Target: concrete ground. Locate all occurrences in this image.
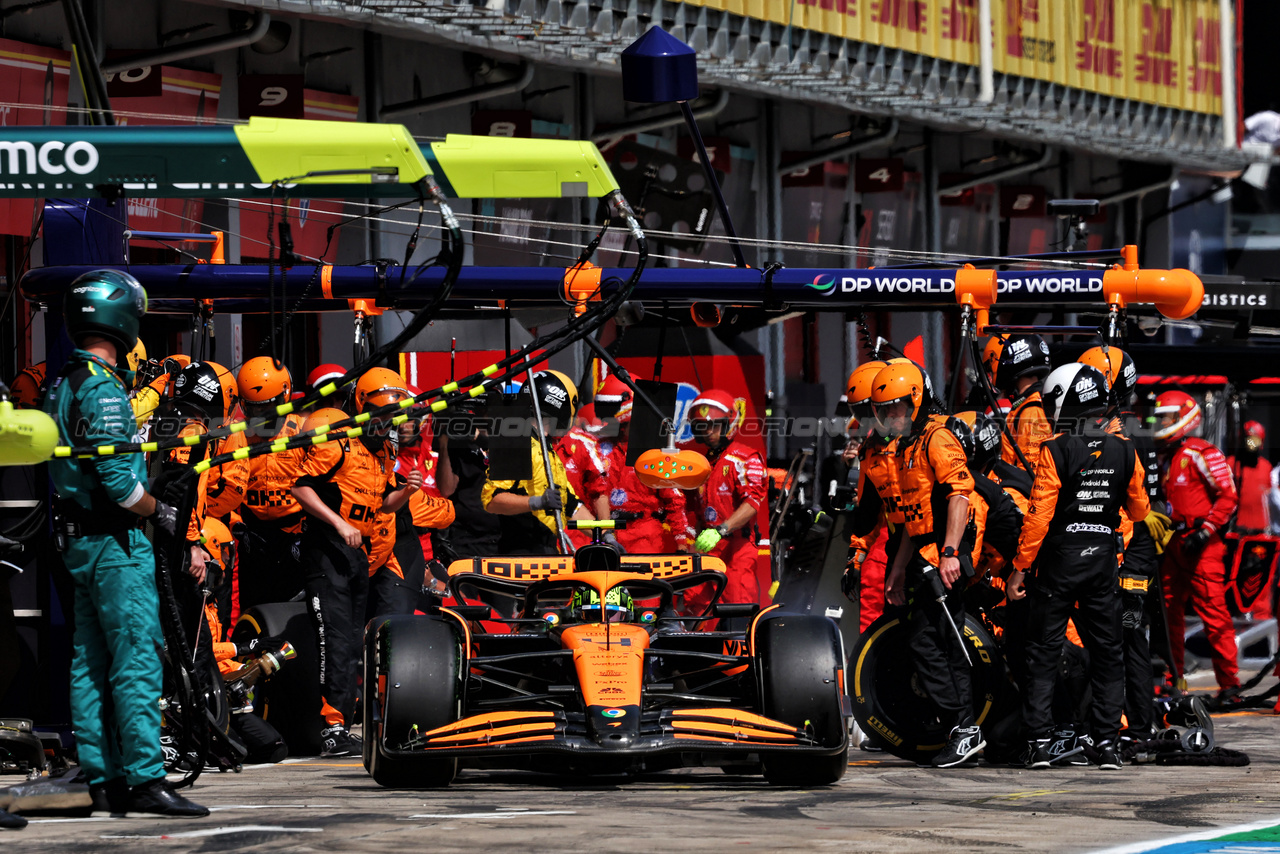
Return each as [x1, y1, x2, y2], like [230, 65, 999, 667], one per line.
[10, 690, 1280, 854]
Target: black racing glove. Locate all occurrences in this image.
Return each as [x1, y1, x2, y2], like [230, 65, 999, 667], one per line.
[1121, 594, 1146, 629]
[840, 567, 860, 604]
[602, 532, 627, 555]
[150, 500, 178, 536]
[1184, 527, 1212, 554]
[235, 636, 285, 659]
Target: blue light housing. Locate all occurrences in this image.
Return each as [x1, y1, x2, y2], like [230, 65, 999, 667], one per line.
[620, 27, 699, 104]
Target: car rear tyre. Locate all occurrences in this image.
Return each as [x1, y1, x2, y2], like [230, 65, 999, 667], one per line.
[755, 615, 849, 786]
[366, 615, 462, 788]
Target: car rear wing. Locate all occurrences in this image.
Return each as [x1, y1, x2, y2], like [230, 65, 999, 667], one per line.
[446, 553, 727, 583]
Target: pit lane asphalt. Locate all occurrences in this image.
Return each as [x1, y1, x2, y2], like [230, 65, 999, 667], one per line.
[16, 701, 1280, 854]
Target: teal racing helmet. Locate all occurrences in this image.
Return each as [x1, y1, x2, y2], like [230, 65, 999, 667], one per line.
[63, 269, 147, 355]
[570, 586, 635, 623]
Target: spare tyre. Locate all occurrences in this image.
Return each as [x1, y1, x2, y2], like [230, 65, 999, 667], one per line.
[849, 611, 1014, 764]
[232, 602, 322, 756]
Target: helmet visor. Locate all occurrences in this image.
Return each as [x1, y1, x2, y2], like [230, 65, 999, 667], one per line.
[580, 604, 630, 623]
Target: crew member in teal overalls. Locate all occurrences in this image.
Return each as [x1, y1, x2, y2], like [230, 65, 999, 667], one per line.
[44, 269, 208, 818]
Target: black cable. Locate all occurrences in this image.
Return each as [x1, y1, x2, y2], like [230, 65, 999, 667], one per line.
[60, 189, 641, 463]
[189, 194, 650, 477]
[654, 301, 667, 383]
[946, 321, 968, 412]
[266, 184, 278, 366]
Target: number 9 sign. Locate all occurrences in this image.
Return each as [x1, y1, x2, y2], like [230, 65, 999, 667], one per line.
[237, 74, 305, 119]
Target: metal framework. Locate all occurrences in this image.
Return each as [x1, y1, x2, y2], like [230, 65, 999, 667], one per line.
[211, 0, 1256, 173]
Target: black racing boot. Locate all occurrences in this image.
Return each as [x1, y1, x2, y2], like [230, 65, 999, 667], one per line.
[931, 725, 985, 768]
[1046, 725, 1086, 766]
[127, 779, 210, 818]
[1095, 740, 1123, 770]
[1027, 738, 1053, 769]
[321, 725, 354, 758]
[90, 777, 130, 817]
[1063, 731, 1091, 766]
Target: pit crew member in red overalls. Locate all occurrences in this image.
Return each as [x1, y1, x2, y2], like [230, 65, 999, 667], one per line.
[1228, 420, 1274, 620]
[1155, 390, 1241, 697]
[588, 372, 692, 554]
[687, 389, 768, 605]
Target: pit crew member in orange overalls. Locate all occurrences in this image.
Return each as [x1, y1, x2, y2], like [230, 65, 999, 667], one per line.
[293, 369, 422, 757]
[842, 360, 892, 632]
[1079, 345, 1163, 738]
[365, 400, 456, 616]
[236, 357, 308, 611]
[984, 333, 1054, 476]
[875, 360, 984, 768]
[158, 360, 240, 581]
[1006, 363, 1150, 770]
[199, 518, 288, 765]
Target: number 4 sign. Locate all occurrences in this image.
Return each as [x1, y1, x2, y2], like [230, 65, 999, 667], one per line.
[855, 158, 905, 193]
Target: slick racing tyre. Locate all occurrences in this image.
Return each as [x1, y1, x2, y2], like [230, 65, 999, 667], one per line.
[849, 611, 1011, 765]
[232, 602, 322, 756]
[365, 615, 463, 788]
[755, 614, 849, 786]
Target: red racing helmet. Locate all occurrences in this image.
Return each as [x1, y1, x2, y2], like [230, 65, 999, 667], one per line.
[688, 389, 740, 439]
[595, 372, 637, 424]
[307, 363, 347, 393]
[1154, 390, 1201, 445]
[1245, 419, 1266, 453]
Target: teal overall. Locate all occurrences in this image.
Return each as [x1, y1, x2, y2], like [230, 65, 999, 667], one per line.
[44, 350, 165, 787]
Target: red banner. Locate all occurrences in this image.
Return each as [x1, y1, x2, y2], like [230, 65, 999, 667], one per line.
[0, 38, 71, 236]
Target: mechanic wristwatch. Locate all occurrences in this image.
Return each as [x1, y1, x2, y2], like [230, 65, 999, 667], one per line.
[941, 545, 958, 559]
[716, 524, 730, 538]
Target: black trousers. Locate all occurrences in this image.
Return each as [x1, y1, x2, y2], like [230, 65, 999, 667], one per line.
[303, 532, 369, 730]
[1120, 525, 1159, 735]
[367, 567, 420, 620]
[1023, 541, 1125, 742]
[233, 712, 287, 764]
[238, 525, 304, 610]
[906, 558, 974, 730]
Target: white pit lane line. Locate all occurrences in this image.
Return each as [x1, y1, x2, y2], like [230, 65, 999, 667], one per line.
[29, 805, 340, 824]
[403, 810, 577, 820]
[100, 825, 324, 840]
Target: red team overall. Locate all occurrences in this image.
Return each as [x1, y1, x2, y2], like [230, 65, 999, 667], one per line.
[1155, 391, 1241, 695]
[688, 389, 768, 605]
[587, 374, 692, 554]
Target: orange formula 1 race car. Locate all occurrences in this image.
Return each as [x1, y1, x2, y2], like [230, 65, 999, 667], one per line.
[361, 526, 850, 788]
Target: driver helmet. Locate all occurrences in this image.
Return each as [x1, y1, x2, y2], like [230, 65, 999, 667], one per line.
[570, 586, 635, 623]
